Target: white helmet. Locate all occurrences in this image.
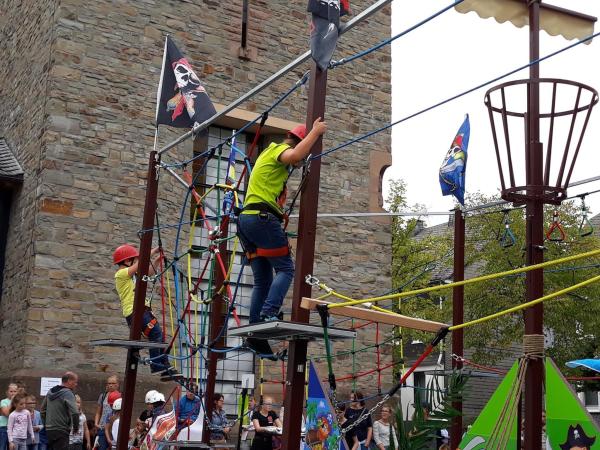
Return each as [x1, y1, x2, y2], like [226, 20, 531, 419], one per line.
[112, 398, 122, 411]
[145, 390, 165, 404]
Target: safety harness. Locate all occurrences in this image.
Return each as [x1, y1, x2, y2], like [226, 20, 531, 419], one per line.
[239, 203, 290, 261]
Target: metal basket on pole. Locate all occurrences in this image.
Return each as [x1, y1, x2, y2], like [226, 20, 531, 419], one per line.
[485, 78, 598, 205]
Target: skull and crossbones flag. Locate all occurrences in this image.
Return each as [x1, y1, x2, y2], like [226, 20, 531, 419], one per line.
[307, 0, 350, 71]
[155, 36, 216, 128]
[439, 114, 470, 205]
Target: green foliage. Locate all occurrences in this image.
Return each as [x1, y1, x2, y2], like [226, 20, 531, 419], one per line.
[388, 178, 600, 384]
[461, 193, 600, 371]
[387, 179, 454, 373]
[391, 371, 469, 450]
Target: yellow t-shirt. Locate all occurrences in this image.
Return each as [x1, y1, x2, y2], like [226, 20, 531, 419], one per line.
[114, 268, 151, 317]
[115, 268, 135, 317]
[242, 142, 290, 214]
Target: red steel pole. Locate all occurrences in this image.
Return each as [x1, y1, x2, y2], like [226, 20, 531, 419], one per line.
[450, 208, 465, 450]
[282, 61, 327, 450]
[117, 151, 160, 450]
[524, 2, 544, 449]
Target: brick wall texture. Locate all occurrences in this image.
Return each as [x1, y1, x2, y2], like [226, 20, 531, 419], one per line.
[0, 0, 392, 410]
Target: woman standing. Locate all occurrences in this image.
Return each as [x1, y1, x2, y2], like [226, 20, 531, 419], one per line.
[210, 394, 231, 450]
[250, 397, 281, 450]
[344, 392, 372, 450]
[373, 406, 398, 450]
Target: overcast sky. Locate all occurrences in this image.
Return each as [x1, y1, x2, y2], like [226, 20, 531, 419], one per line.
[385, 1, 600, 225]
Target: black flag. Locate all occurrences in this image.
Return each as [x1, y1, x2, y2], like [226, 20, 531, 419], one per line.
[155, 36, 216, 128]
[308, 0, 350, 71]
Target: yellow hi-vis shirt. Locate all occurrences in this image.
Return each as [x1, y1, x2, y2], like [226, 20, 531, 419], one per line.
[242, 142, 290, 214]
[115, 268, 150, 317]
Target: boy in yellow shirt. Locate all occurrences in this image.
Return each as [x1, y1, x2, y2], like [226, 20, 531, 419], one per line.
[113, 245, 172, 375]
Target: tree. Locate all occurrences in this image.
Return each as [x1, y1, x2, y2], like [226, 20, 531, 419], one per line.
[388, 179, 600, 379]
[387, 179, 453, 377]
[461, 193, 600, 373]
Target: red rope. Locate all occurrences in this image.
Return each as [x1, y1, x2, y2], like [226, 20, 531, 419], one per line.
[159, 250, 167, 343]
[352, 320, 374, 330]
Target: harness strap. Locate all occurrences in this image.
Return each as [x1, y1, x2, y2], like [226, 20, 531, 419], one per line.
[143, 316, 159, 338]
[245, 246, 289, 261]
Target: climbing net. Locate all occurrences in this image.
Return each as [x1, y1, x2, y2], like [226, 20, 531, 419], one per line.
[128, 0, 600, 442]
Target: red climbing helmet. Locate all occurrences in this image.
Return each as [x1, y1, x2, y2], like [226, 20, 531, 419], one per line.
[113, 244, 139, 265]
[287, 124, 307, 141]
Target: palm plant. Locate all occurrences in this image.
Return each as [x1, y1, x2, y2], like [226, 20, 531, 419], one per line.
[391, 370, 469, 450]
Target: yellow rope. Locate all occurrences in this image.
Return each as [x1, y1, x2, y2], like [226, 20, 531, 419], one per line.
[448, 273, 600, 331]
[325, 248, 600, 309]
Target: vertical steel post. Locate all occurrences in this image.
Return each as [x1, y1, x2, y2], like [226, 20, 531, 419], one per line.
[450, 208, 465, 450]
[200, 135, 229, 444]
[117, 151, 160, 450]
[524, 2, 544, 449]
[282, 61, 328, 450]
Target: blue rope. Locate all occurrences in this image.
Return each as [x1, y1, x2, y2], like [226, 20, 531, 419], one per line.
[163, 71, 309, 169]
[330, 0, 464, 69]
[311, 28, 600, 161]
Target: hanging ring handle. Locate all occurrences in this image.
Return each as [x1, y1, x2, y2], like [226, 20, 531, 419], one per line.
[578, 196, 594, 237]
[546, 210, 566, 242]
[499, 210, 516, 248]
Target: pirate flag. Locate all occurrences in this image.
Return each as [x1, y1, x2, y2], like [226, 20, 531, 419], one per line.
[308, 0, 350, 71]
[439, 114, 470, 206]
[155, 35, 216, 128]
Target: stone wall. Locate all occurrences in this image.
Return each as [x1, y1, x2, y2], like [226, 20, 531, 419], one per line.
[0, 0, 393, 409]
[0, 0, 60, 372]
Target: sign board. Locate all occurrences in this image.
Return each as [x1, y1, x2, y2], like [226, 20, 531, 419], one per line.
[40, 377, 61, 396]
[241, 373, 255, 389]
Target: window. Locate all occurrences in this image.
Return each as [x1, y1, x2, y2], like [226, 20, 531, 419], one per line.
[579, 391, 600, 412]
[187, 125, 257, 415]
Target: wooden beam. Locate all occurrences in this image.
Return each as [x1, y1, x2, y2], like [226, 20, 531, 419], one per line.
[301, 297, 446, 333]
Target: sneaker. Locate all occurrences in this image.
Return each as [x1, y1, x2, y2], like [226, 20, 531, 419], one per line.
[160, 367, 180, 377]
[276, 349, 288, 361]
[259, 315, 280, 322]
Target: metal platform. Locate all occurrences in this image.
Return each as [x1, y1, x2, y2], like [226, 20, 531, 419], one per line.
[89, 339, 169, 350]
[228, 320, 356, 341]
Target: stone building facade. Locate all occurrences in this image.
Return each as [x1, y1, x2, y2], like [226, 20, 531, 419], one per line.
[0, 0, 393, 416]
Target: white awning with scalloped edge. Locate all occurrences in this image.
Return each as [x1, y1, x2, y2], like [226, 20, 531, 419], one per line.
[455, 0, 596, 43]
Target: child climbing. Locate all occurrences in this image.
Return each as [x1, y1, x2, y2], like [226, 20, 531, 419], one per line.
[237, 117, 327, 359]
[113, 244, 175, 376]
[238, 117, 328, 323]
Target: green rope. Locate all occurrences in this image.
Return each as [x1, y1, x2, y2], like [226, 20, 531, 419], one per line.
[352, 318, 356, 392]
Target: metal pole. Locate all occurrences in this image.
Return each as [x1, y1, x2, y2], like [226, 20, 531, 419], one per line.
[198, 136, 229, 444]
[241, 0, 249, 49]
[450, 208, 465, 450]
[117, 151, 160, 450]
[524, 2, 543, 449]
[236, 388, 248, 450]
[282, 61, 328, 450]
[156, 0, 392, 157]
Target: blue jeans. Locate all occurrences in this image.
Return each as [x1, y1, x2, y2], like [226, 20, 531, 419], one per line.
[96, 428, 108, 450]
[238, 213, 294, 323]
[126, 309, 169, 373]
[0, 427, 7, 450]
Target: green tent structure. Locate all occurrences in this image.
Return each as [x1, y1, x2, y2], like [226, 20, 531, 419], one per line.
[458, 358, 600, 450]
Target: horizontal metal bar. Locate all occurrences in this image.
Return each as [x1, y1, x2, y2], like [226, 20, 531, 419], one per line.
[288, 211, 452, 218]
[157, 0, 392, 156]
